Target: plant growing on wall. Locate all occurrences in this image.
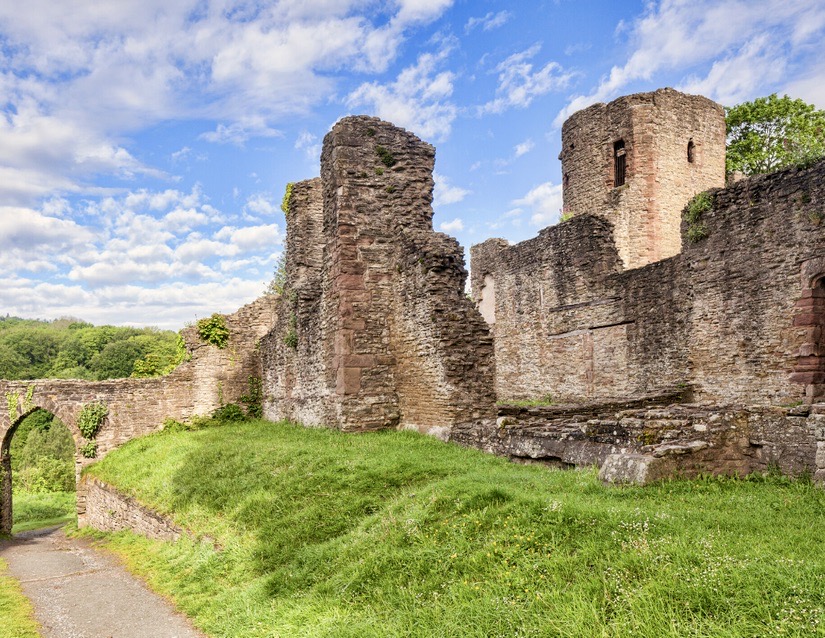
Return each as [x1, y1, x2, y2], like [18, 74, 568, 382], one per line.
[80, 441, 98, 459]
[77, 402, 107, 459]
[6, 391, 18, 423]
[77, 402, 107, 439]
[281, 182, 294, 214]
[197, 314, 230, 349]
[239, 376, 264, 419]
[375, 145, 397, 168]
[684, 191, 713, 242]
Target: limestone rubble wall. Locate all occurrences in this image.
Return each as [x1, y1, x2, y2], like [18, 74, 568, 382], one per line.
[473, 159, 825, 408]
[79, 476, 184, 538]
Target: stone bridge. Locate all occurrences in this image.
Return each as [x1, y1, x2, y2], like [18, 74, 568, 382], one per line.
[0, 296, 278, 534]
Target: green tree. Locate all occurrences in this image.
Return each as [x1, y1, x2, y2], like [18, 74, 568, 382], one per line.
[726, 94, 825, 176]
[11, 410, 75, 493]
[89, 339, 144, 379]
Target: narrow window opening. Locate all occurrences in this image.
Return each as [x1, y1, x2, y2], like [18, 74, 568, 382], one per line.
[687, 139, 695, 163]
[563, 173, 569, 187]
[613, 140, 626, 187]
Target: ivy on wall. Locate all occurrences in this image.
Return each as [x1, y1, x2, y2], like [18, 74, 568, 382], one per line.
[197, 314, 230, 349]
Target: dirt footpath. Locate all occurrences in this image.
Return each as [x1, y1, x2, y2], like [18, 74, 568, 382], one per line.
[0, 526, 206, 638]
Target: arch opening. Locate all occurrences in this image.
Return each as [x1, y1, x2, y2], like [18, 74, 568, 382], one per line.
[1, 408, 77, 535]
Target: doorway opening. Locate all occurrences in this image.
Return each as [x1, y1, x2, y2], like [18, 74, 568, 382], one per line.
[1, 409, 77, 535]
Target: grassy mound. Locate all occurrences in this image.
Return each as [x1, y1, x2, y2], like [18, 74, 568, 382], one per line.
[83, 420, 825, 637]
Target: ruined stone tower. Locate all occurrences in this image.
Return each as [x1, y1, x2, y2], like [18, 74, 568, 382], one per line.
[559, 88, 726, 268]
[262, 116, 496, 435]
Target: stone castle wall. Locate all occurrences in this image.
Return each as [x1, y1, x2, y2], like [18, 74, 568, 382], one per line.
[560, 88, 726, 268]
[473, 159, 825, 408]
[262, 116, 495, 435]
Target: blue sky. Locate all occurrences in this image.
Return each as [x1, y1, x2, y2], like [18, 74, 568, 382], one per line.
[2, 0, 824, 329]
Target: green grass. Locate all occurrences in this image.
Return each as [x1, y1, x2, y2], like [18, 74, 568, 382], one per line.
[12, 491, 76, 534]
[496, 395, 555, 407]
[0, 557, 41, 638]
[81, 420, 825, 637]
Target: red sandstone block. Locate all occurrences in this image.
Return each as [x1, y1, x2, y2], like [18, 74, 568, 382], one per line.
[337, 274, 366, 290]
[343, 354, 376, 367]
[791, 371, 825, 384]
[336, 367, 362, 395]
[793, 313, 820, 326]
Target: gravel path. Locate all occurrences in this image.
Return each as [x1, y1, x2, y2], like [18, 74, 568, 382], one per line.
[0, 526, 206, 638]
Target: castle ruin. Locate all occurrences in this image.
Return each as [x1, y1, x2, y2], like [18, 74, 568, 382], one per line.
[4, 86, 825, 536]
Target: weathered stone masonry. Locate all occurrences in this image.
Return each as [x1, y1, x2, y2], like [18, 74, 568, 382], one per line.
[470, 88, 825, 483]
[262, 116, 495, 436]
[560, 88, 726, 269]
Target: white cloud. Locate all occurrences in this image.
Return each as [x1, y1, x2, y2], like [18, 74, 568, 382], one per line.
[200, 119, 283, 146]
[433, 172, 470, 206]
[347, 45, 458, 140]
[244, 194, 280, 219]
[295, 131, 322, 161]
[480, 44, 574, 115]
[514, 138, 535, 157]
[513, 181, 563, 227]
[465, 10, 512, 34]
[554, 0, 825, 126]
[439, 218, 464, 233]
[0, 0, 456, 207]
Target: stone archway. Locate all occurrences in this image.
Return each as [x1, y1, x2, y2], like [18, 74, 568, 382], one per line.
[0, 406, 81, 534]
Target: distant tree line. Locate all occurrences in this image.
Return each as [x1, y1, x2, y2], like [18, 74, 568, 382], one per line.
[0, 316, 184, 381]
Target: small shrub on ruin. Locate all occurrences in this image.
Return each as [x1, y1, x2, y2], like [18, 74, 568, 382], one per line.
[80, 440, 98, 459]
[375, 145, 397, 168]
[77, 402, 108, 439]
[684, 191, 714, 243]
[280, 182, 294, 215]
[197, 314, 230, 349]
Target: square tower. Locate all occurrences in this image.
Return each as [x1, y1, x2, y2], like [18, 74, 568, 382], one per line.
[559, 88, 726, 269]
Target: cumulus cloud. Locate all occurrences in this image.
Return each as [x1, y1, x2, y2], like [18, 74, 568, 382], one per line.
[480, 44, 575, 115]
[554, 0, 825, 126]
[347, 45, 458, 140]
[439, 218, 464, 233]
[513, 181, 563, 227]
[0, 0, 455, 206]
[433, 172, 471, 206]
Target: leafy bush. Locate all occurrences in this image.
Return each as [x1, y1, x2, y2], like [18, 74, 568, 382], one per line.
[684, 191, 714, 242]
[80, 441, 98, 458]
[197, 314, 230, 349]
[10, 411, 75, 493]
[15, 457, 75, 493]
[211, 403, 247, 423]
[77, 402, 108, 439]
